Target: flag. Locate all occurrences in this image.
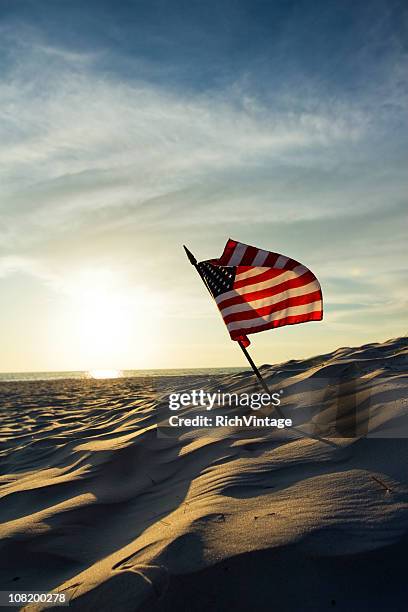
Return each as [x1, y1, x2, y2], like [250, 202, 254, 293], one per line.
[197, 238, 323, 347]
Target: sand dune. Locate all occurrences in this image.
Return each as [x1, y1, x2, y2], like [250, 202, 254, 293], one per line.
[0, 337, 407, 611]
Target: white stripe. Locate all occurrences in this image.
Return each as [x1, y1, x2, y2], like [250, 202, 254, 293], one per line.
[215, 269, 300, 304]
[226, 242, 247, 266]
[226, 301, 321, 331]
[235, 264, 309, 284]
[274, 255, 289, 268]
[252, 250, 269, 266]
[293, 264, 308, 275]
[235, 266, 270, 281]
[219, 280, 321, 317]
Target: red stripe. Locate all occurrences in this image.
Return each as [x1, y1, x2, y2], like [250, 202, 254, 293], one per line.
[222, 290, 322, 325]
[234, 265, 252, 274]
[229, 311, 323, 340]
[239, 246, 259, 265]
[234, 267, 288, 290]
[264, 252, 279, 266]
[235, 334, 250, 347]
[284, 258, 299, 270]
[218, 238, 238, 265]
[218, 270, 317, 309]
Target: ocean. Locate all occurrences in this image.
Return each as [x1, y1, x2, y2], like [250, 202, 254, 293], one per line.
[0, 367, 249, 383]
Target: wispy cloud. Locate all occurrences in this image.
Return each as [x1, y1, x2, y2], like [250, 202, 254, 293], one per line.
[1, 36, 383, 244]
[1, 35, 406, 264]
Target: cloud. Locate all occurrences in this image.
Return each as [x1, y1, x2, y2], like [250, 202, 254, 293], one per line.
[0, 28, 406, 342]
[1, 33, 386, 250]
[0, 254, 62, 291]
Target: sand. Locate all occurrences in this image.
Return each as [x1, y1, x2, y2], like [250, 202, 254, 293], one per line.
[0, 337, 407, 611]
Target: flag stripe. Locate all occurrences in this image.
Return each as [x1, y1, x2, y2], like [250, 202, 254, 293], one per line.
[264, 252, 279, 267]
[234, 267, 288, 289]
[275, 255, 289, 268]
[216, 269, 299, 303]
[229, 311, 323, 340]
[252, 250, 269, 266]
[218, 239, 238, 266]
[235, 266, 270, 282]
[235, 264, 308, 285]
[240, 245, 259, 265]
[225, 242, 247, 266]
[220, 283, 321, 318]
[217, 270, 317, 309]
[226, 301, 321, 331]
[234, 266, 259, 281]
[223, 291, 322, 324]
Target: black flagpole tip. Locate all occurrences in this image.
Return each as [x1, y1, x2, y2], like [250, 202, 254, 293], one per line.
[183, 245, 197, 266]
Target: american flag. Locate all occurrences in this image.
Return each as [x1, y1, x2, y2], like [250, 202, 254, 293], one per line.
[197, 239, 323, 347]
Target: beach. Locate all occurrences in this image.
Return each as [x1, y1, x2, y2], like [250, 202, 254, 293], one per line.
[0, 337, 407, 611]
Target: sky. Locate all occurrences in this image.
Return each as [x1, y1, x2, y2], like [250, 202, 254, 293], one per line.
[0, 0, 407, 372]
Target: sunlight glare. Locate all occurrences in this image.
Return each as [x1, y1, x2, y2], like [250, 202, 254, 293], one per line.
[88, 369, 122, 379]
[64, 268, 159, 369]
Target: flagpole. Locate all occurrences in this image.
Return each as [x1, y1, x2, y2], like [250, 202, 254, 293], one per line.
[236, 340, 271, 395]
[183, 244, 279, 403]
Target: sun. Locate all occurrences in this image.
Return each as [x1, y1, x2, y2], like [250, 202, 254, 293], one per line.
[64, 268, 158, 369]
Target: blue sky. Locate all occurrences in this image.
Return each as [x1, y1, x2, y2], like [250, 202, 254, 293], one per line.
[0, 0, 407, 371]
